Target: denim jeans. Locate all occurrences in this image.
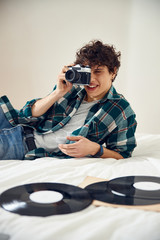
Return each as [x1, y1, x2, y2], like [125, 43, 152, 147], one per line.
[0, 106, 27, 160]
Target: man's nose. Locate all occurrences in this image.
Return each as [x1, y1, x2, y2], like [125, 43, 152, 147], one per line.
[90, 73, 96, 82]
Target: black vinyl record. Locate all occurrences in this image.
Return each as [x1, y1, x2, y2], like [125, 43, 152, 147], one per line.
[108, 176, 160, 200]
[85, 180, 160, 206]
[0, 182, 92, 217]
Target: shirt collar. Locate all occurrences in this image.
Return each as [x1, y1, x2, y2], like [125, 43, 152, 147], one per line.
[99, 85, 122, 103]
[69, 85, 86, 100]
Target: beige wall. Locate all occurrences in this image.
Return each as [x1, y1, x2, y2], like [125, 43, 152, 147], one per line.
[0, 0, 160, 134]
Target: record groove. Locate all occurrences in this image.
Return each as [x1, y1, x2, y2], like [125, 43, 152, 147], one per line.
[85, 177, 160, 206]
[108, 176, 160, 200]
[0, 182, 92, 217]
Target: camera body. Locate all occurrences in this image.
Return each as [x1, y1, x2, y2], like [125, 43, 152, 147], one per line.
[65, 64, 91, 85]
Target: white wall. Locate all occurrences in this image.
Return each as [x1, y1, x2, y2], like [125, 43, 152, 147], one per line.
[125, 0, 160, 134]
[0, 0, 160, 134]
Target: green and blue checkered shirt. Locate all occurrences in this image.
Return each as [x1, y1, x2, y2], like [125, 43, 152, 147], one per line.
[0, 85, 137, 159]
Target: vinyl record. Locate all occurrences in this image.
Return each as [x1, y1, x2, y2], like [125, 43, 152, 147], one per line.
[108, 176, 160, 200]
[0, 182, 92, 217]
[85, 181, 160, 206]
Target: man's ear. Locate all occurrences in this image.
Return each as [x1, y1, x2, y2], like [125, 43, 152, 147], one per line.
[112, 67, 117, 81]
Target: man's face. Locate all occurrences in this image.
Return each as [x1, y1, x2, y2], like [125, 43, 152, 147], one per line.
[84, 65, 115, 102]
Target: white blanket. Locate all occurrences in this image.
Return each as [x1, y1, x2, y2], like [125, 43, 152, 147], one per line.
[0, 133, 160, 240]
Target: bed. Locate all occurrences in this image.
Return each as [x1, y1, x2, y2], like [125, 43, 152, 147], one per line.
[0, 133, 160, 240]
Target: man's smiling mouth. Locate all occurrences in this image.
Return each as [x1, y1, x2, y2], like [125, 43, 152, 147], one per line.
[87, 85, 98, 90]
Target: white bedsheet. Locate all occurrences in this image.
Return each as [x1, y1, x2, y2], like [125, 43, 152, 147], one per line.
[0, 133, 160, 240]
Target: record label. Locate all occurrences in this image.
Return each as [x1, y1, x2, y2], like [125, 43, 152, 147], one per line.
[0, 182, 92, 217]
[29, 190, 63, 204]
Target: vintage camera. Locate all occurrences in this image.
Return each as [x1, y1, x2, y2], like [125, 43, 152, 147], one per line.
[65, 64, 91, 85]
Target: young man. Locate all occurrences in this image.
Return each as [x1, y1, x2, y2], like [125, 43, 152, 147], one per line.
[0, 40, 137, 160]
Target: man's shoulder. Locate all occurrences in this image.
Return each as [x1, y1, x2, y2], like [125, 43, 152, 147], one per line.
[105, 86, 136, 118]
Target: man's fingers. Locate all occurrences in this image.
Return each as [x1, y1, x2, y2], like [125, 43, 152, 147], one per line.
[59, 142, 77, 149]
[66, 136, 83, 141]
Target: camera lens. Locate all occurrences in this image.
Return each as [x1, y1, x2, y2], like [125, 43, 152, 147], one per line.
[65, 69, 81, 83]
[65, 69, 75, 81]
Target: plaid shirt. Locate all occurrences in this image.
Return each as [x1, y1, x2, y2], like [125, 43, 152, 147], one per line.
[0, 85, 137, 159]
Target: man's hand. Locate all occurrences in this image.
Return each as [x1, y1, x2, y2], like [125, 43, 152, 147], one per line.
[55, 65, 73, 98]
[58, 136, 100, 158]
[58, 135, 124, 159]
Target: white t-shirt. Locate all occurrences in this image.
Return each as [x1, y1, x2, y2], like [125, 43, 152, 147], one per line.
[34, 100, 97, 152]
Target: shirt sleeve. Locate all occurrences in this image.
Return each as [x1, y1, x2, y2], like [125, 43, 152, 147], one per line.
[0, 95, 42, 126]
[105, 114, 137, 158]
[17, 98, 44, 126]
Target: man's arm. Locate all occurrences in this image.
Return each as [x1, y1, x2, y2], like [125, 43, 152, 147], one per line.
[31, 66, 73, 117]
[31, 90, 63, 117]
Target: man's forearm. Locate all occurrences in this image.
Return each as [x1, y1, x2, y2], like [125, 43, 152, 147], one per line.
[101, 146, 124, 160]
[31, 90, 62, 117]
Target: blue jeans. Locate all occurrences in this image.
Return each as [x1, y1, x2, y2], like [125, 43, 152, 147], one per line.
[0, 106, 27, 160]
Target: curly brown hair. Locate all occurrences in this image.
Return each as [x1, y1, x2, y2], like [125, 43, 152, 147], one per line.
[74, 40, 121, 81]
